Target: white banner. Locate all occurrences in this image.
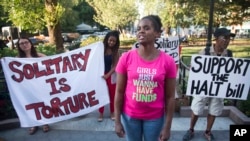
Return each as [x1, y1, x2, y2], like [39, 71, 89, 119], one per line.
[186, 55, 250, 100]
[0, 41, 109, 127]
[133, 36, 180, 64]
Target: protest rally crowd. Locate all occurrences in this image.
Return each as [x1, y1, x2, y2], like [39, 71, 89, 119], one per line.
[1, 14, 247, 141]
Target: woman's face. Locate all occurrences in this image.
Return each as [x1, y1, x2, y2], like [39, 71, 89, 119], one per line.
[108, 36, 117, 48]
[18, 39, 31, 51]
[136, 19, 158, 44]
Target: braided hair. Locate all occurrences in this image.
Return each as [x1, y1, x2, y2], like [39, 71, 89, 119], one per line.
[103, 30, 120, 66]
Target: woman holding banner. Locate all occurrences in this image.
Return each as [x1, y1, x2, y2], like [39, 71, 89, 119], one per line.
[16, 37, 49, 135]
[114, 15, 176, 141]
[98, 30, 120, 122]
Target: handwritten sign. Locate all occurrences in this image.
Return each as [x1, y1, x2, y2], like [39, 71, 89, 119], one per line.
[133, 36, 180, 64]
[0, 41, 109, 127]
[186, 55, 250, 100]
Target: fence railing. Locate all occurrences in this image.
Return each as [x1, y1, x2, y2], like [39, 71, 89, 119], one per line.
[179, 56, 191, 92]
[178, 56, 192, 104]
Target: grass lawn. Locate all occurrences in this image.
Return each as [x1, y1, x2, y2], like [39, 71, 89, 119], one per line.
[181, 39, 250, 57]
[180, 38, 250, 65]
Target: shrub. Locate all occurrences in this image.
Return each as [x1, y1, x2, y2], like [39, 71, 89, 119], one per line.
[79, 35, 136, 49]
[80, 35, 102, 47]
[36, 44, 57, 56]
[0, 44, 57, 58]
[0, 48, 18, 58]
[120, 39, 136, 47]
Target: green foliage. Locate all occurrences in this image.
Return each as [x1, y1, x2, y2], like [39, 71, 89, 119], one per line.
[36, 44, 57, 56]
[120, 39, 136, 47]
[0, 44, 57, 58]
[72, 0, 96, 28]
[159, 0, 250, 30]
[86, 0, 138, 30]
[0, 48, 18, 58]
[181, 47, 201, 57]
[180, 55, 191, 67]
[160, 0, 194, 29]
[181, 38, 250, 59]
[44, 3, 65, 26]
[80, 35, 102, 47]
[0, 0, 82, 33]
[1, 0, 45, 32]
[227, 44, 250, 58]
[79, 35, 136, 49]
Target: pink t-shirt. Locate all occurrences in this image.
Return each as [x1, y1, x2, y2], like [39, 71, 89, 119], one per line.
[116, 49, 176, 120]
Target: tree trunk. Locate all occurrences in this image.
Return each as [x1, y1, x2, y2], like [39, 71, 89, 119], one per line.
[47, 24, 64, 53]
[165, 26, 171, 36]
[45, 0, 64, 53]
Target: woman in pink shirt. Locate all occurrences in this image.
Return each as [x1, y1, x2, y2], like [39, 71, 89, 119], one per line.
[114, 15, 176, 141]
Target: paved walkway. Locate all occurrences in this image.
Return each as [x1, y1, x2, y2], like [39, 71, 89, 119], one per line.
[0, 105, 235, 141]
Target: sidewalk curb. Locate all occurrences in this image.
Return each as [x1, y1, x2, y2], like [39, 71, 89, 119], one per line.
[180, 106, 250, 124]
[0, 118, 19, 131]
[1, 106, 249, 131]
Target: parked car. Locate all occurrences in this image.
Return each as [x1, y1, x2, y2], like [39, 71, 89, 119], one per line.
[29, 37, 45, 45]
[62, 33, 80, 43]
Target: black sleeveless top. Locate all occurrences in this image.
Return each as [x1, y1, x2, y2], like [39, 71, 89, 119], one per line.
[104, 54, 112, 72]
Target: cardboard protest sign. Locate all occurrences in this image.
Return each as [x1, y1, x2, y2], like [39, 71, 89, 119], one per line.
[186, 55, 250, 100]
[0, 41, 109, 127]
[133, 36, 180, 64]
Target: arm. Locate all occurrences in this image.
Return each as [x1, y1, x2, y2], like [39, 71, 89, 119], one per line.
[114, 72, 126, 138]
[104, 66, 115, 79]
[159, 78, 176, 141]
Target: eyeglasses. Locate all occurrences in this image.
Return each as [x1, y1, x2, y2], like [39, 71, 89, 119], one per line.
[19, 41, 30, 46]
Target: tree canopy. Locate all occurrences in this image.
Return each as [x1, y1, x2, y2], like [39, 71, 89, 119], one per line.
[158, 0, 250, 30]
[0, 0, 85, 53]
[86, 0, 138, 31]
[1, 0, 250, 52]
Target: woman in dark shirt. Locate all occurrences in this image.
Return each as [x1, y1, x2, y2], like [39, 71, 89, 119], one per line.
[98, 30, 120, 122]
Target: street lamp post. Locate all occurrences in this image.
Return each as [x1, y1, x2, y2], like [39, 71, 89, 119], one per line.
[205, 0, 215, 55]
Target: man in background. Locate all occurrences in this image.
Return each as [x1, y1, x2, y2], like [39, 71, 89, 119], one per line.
[183, 28, 234, 141]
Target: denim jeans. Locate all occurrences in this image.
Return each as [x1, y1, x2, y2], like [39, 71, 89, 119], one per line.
[121, 113, 164, 141]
